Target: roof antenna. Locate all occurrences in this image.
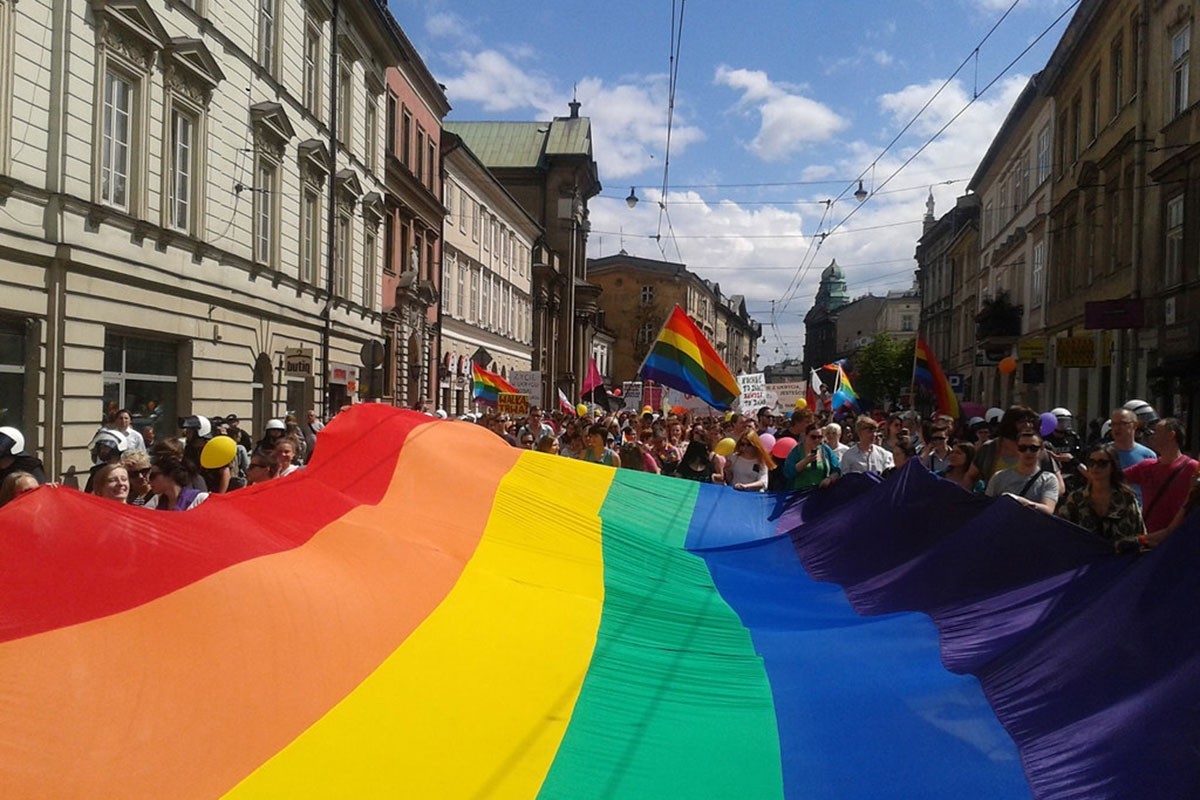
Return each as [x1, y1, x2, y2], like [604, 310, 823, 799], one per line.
[569, 83, 581, 118]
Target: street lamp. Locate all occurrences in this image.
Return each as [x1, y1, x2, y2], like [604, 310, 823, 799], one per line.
[854, 180, 868, 202]
[625, 186, 638, 208]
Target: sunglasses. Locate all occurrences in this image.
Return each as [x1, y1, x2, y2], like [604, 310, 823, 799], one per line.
[131, 468, 150, 478]
[1017, 444, 1041, 453]
[807, 433, 823, 440]
[1087, 458, 1112, 467]
[931, 436, 947, 441]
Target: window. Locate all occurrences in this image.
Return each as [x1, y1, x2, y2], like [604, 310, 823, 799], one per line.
[901, 314, 913, 332]
[335, 212, 351, 297]
[1085, 207, 1096, 285]
[638, 322, 655, 344]
[444, 181, 454, 221]
[258, 0, 278, 71]
[102, 333, 178, 444]
[101, 68, 134, 210]
[1071, 95, 1082, 162]
[166, 108, 194, 231]
[1056, 111, 1068, 177]
[469, 268, 479, 323]
[401, 109, 412, 166]
[1037, 125, 1051, 184]
[1089, 67, 1101, 141]
[640, 285, 654, 306]
[1165, 195, 1184, 286]
[1172, 24, 1191, 119]
[301, 190, 319, 283]
[427, 139, 436, 189]
[459, 191, 467, 233]
[385, 93, 397, 156]
[1111, 37, 1124, 117]
[362, 229, 376, 307]
[338, 60, 352, 145]
[254, 157, 278, 266]
[415, 127, 425, 180]
[456, 261, 465, 318]
[1032, 240, 1045, 308]
[442, 252, 453, 313]
[303, 19, 321, 113]
[471, 201, 480, 241]
[364, 92, 377, 171]
[481, 211, 489, 251]
[0, 320, 25, 430]
[383, 213, 395, 274]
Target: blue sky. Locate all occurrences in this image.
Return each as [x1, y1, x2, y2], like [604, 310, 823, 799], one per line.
[388, 0, 1079, 366]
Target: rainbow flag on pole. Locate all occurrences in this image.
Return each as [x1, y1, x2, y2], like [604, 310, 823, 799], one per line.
[831, 363, 859, 411]
[914, 336, 960, 418]
[639, 305, 741, 410]
[472, 362, 517, 407]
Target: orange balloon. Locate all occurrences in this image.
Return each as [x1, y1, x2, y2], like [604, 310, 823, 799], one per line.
[998, 356, 1018, 374]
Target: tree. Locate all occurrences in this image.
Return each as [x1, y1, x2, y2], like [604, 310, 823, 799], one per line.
[851, 333, 915, 410]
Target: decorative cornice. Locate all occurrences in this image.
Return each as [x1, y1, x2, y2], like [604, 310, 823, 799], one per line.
[297, 138, 331, 187]
[249, 101, 295, 160]
[91, 0, 167, 70]
[163, 38, 224, 106]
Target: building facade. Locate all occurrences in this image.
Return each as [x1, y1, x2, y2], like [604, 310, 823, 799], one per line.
[381, 46, 449, 409]
[803, 260, 851, 371]
[915, 193, 980, 391]
[445, 101, 602, 404]
[0, 0, 406, 478]
[439, 131, 540, 415]
[586, 252, 760, 386]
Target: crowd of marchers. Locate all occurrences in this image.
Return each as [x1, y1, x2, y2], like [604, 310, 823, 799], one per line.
[1, 398, 1197, 554]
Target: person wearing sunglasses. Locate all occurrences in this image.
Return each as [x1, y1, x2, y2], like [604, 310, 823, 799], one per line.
[984, 432, 1059, 513]
[920, 427, 953, 473]
[121, 451, 154, 506]
[725, 431, 775, 492]
[783, 424, 840, 490]
[245, 447, 279, 485]
[1056, 443, 1146, 547]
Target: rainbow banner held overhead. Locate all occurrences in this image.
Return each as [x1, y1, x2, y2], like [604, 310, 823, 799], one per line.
[914, 335, 961, 418]
[639, 305, 741, 410]
[472, 361, 517, 407]
[2, 405, 1198, 799]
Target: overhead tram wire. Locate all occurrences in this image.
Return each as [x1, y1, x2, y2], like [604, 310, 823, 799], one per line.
[656, 0, 687, 261]
[776, 0, 1078, 314]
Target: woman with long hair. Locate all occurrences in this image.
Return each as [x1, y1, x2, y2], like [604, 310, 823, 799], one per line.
[783, 424, 840, 490]
[144, 448, 209, 511]
[1056, 443, 1146, 547]
[724, 431, 775, 492]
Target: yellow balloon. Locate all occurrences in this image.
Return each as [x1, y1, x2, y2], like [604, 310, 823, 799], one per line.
[795, 398, 807, 410]
[576, 403, 588, 417]
[723, 411, 734, 422]
[642, 405, 653, 414]
[200, 435, 237, 469]
[714, 437, 737, 456]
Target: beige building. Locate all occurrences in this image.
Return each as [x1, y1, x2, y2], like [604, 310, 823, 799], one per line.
[439, 131, 541, 415]
[967, 73, 1057, 411]
[0, 0, 405, 477]
[586, 252, 760, 385]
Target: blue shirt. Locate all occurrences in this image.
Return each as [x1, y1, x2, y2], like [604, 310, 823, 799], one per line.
[1116, 442, 1156, 503]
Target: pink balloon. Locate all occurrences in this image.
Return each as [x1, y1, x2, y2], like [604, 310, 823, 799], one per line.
[770, 436, 797, 460]
[758, 433, 776, 453]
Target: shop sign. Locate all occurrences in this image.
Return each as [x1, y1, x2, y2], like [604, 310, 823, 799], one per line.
[1017, 337, 1047, 361]
[284, 347, 313, 378]
[1055, 336, 1096, 368]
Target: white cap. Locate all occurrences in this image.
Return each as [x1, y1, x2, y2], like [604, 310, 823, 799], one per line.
[985, 407, 1004, 423]
[265, 418, 286, 431]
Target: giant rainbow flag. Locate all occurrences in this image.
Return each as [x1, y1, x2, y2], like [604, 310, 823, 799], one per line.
[2, 405, 1198, 798]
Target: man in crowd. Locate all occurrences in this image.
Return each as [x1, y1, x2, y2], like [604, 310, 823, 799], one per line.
[840, 415, 895, 475]
[517, 407, 554, 443]
[1124, 418, 1198, 534]
[985, 431, 1060, 513]
[109, 408, 146, 452]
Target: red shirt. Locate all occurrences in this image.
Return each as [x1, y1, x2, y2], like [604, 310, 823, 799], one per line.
[1124, 455, 1200, 531]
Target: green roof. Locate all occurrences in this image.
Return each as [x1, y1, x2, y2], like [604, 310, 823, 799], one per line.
[445, 117, 593, 170]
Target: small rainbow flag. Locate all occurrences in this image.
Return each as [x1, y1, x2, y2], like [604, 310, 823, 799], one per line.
[831, 363, 860, 411]
[639, 305, 741, 410]
[472, 362, 517, 407]
[914, 336, 960, 418]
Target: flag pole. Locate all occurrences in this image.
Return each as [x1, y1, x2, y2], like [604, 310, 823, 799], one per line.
[908, 332, 920, 412]
[635, 304, 682, 380]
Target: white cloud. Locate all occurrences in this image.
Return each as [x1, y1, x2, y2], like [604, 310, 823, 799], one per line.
[440, 49, 557, 112]
[424, 12, 478, 47]
[714, 66, 849, 161]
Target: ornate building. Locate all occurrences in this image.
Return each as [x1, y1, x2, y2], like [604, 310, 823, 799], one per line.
[803, 260, 850, 371]
[445, 100, 602, 403]
[0, 0, 406, 476]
